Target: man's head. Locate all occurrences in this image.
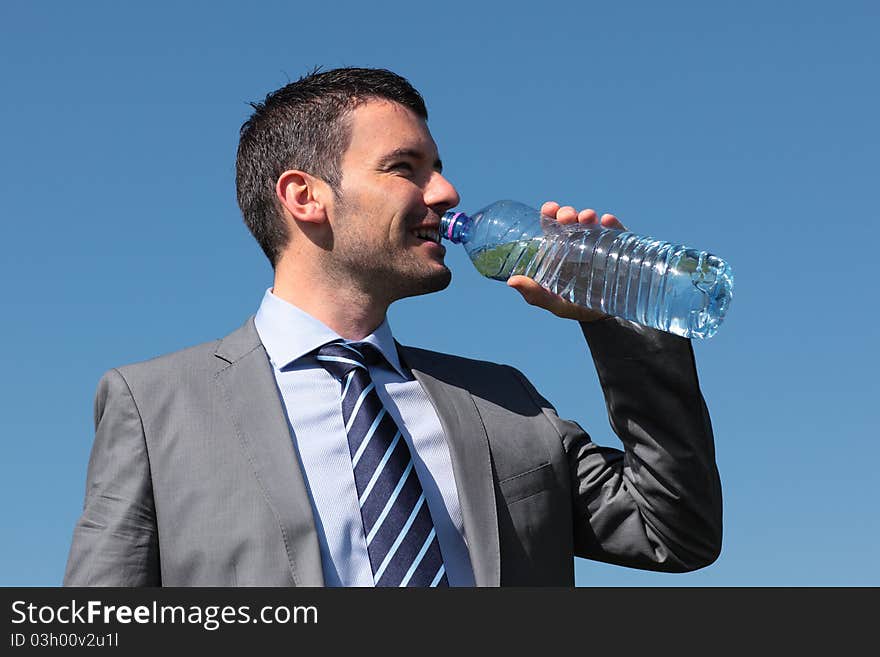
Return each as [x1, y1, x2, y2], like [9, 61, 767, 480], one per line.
[238, 68, 429, 266]
[236, 67, 460, 307]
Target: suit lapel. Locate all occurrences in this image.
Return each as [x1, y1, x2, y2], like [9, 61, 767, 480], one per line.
[213, 317, 324, 586]
[400, 345, 501, 587]
[210, 317, 501, 587]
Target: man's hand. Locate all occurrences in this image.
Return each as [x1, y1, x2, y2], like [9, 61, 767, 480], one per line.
[507, 201, 627, 323]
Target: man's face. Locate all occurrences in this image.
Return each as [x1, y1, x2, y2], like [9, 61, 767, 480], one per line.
[325, 99, 460, 304]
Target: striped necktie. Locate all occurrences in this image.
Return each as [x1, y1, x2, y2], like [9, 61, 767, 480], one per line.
[315, 341, 449, 587]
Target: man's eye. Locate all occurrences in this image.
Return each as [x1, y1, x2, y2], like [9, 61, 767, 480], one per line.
[392, 162, 414, 173]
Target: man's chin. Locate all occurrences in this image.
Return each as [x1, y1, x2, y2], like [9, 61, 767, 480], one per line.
[398, 266, 452, 299]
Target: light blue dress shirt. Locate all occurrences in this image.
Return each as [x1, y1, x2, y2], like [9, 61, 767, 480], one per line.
[254, 289, 475, 586]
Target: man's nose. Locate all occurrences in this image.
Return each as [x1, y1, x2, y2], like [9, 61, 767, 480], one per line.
[425, 172, 460, 213]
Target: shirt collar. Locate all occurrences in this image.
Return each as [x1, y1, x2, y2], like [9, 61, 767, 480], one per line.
[253, 288, 407, 377]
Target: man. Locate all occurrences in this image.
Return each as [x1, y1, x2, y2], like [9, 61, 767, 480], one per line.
[64, 67, 722, 586]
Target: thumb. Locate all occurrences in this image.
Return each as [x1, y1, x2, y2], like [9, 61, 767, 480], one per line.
[508, 275, 609, 322]
[507, 275, 558, 309]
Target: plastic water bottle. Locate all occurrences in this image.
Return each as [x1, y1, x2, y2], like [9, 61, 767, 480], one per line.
[440, 200, 733, 339]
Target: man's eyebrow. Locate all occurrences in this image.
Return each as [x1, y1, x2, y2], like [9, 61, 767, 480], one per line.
[377, 147, 443, 172]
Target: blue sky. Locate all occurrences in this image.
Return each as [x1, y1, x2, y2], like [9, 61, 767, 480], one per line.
[1, 0, 877, 586]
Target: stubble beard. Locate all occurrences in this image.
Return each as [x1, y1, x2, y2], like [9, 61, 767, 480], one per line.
[330, 237, 452, 304]
[329, 191, 452, 304]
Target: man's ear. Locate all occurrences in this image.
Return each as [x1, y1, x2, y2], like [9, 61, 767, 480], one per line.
[275, 170, 330, 224]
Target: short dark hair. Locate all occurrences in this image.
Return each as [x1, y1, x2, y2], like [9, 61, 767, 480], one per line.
[235, 67, 429, 268]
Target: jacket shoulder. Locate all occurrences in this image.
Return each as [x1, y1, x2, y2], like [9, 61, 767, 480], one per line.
[398, 344, 538, 401]
[399, 344, 514, 377]
[399, 344, 559, 418]
[109, 316, 259, 391]
[114, 338, 223, 379]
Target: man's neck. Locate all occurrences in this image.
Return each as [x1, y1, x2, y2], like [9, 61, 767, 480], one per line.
[271, 276, 389, 341]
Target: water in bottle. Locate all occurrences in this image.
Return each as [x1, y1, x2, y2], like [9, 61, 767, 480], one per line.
[440, 200, 733, 339]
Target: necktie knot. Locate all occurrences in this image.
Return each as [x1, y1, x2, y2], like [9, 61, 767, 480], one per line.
[315, 341, 381, 380]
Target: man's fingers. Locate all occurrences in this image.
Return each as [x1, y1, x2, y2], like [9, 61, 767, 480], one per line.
[557, 205, 578, 223]
[541, 201, 560, 216]
[508, 275, 571, 317]
[541, 201, 580, 225]
[507, 276, 564, 315]
[600, 213, 626, 230]
[508, 275, 609, 321]
[542, 201, 626, 230]
[507, 275, 557, 309]
[578, 208, 598, 224]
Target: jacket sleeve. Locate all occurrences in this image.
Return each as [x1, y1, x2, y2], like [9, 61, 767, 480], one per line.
[63, 368, 160, 586]
[514, 317, 723, 572]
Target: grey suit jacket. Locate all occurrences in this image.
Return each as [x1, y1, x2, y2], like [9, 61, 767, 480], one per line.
[64, 315, 722, 586]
